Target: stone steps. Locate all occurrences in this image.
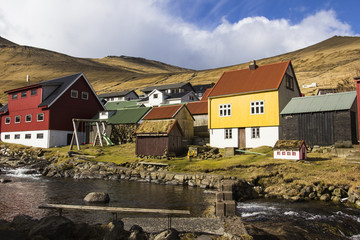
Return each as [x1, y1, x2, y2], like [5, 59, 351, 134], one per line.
[215, 180, 236, 217]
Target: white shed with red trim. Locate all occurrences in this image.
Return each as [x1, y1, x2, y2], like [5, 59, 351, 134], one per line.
[273, 140, 307, 160]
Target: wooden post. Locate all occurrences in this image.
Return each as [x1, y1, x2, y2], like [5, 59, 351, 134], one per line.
[69, 120, 81, 150]
[96, 122, 103, 147]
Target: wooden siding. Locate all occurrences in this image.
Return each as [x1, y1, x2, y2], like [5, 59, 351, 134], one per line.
[174, 107, 194, 140]
[136, 122, 183, 156]
[280, 110, 357, 146]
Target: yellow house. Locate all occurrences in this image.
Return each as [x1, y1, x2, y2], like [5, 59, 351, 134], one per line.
[208, 60, 301, 148]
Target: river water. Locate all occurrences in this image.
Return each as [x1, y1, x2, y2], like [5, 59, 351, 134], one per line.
[1, 167, 360, 239]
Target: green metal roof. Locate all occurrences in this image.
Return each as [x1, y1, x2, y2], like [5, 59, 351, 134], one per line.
[281, 91, 356, 115]
[108, 107, 151, 124]
[105, 100, 141, 110]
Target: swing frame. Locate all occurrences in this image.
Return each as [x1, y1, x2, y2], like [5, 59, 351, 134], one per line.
[69, 118, 109, 150]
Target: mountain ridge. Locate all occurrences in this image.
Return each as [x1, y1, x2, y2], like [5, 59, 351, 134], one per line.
[0, 35, 359, 102]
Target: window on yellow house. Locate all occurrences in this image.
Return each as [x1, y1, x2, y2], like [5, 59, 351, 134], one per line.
[219, 104, 231, 116]
[225, 129, 232, 139]
[250, 101, 264, 115]
[251, 127, 260, 138]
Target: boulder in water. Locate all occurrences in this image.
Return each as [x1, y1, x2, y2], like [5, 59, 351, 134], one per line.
[84, 192, 110, 203]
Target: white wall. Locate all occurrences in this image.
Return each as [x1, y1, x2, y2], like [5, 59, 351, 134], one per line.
[273, 150, 300, 160]
[1, 130, 82, 148]
[209, 128, 238, 148]
[148, 90, 164, 106]
[245, 126, 279, 148]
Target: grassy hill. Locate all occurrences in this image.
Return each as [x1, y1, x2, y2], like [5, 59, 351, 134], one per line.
[0, 35, 359, 103]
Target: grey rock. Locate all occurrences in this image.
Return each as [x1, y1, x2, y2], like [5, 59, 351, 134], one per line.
[84, 192, 110, 203]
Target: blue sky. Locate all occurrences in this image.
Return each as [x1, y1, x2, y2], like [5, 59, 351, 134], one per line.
[0, 0, 358, 69]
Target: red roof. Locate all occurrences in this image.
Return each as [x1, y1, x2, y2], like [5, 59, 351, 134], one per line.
[143, 104, 184, 120]
[200, 88, 212, 101]
[208, 61, 291, 97]
[186, 101, 208, 115]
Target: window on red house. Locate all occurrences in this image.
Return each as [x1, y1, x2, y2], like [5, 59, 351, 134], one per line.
[5, 117, 10, 124]
[81, 92, 89, 100]
[25, 114, 32, 122]
[12, 94, 17, 100]
[21, 91, 27, 98]
[31, 89, 37, 96]
[15, 116, 20, 123]
[71, 90, 78, 98]
[37, 113, 44, 122]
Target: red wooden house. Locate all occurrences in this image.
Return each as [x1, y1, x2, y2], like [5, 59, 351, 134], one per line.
[0, 73, 104, 148]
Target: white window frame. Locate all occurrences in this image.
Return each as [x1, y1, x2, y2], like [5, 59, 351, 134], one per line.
[219, 104, 231, 117]
[5, 117, 10, 124]
[250, 101, 264, 115]
[153, 94, 158, 99]
[71, 90, 78, 98]
[36, 133, 44, 139]
[25, 114, 32, 123]
[37, 113, 44, 122]
[251, 127, 260, 138]
[81, 91, 89, 100]
[15, 115, 21, 123]
[225, 129, 232, 139]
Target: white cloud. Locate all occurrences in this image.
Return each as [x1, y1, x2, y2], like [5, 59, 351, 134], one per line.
[0, 1, 355, 69]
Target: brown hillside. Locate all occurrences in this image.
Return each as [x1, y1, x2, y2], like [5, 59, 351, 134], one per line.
[0, 36, 359, 103]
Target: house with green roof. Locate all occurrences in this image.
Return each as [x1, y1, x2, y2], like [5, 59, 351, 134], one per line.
[91, 107, 151, 144]
[280, 91, 358, 146]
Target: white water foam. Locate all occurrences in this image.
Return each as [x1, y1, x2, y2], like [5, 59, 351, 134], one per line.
[351, 234, 360, 240]
[335, 211, 360, 223]
[6, 167, 42, 179]
[284, 211, 300, 216]
[241, 211, 268, 217]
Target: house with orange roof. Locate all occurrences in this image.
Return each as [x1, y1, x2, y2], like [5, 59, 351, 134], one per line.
[207, 60, 301, 149]
[186, 87, 211, 144]
[142, 104, 194, 140]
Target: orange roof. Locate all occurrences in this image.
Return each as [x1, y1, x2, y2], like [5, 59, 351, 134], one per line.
[200, 88, 212, 101]
[208, 61, 291, 97]
[186, 101, 208, 115]
[143, 104, 184, 120]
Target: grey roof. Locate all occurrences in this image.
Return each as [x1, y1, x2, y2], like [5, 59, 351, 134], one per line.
[38, 73, 83, 107]
[166, 91, 192, 99]
[281, 91, 357, 115]
[142, 82, 192, 93]
[192, 83, 214, 93]
[0, 103, 8, 114]
[98, 90, 137, 98]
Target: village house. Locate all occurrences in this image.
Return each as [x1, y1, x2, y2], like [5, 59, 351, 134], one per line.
[138, 82, 199, 107]
[91, 107, 151, 144]
[207, 60, 301, 149]
[280, 91, 358, 146]
[354, 76, 360, 149]
[135, 119, 184, 156]
[98, 90, 139, 103]
[273, 140, 307, 160]
[142, 104, 194, 141]
[0, 73, 104, 148]
[186, 88, 212, 144]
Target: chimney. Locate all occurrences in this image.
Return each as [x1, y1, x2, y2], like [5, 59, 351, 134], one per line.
[249, 60, 258, 71]
[26, 75, 30, 85]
